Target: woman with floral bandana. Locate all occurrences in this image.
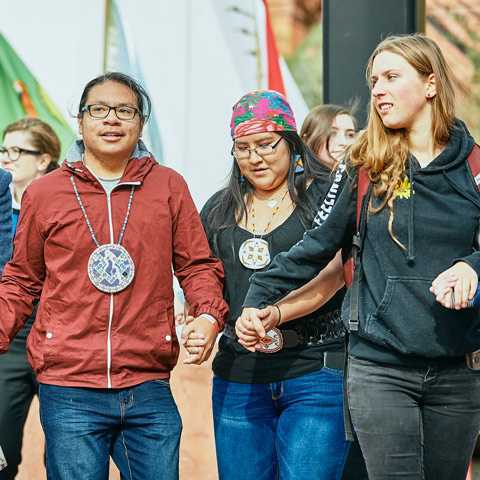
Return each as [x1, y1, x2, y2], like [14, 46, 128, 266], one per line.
[193, 90, 351, 480]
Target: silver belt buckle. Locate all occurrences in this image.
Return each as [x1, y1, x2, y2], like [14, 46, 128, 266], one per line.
[256, 328, 283, 353]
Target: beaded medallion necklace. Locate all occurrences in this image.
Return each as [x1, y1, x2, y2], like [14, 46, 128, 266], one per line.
[239, 188, 289, 270]
[71, 175, 135, 293]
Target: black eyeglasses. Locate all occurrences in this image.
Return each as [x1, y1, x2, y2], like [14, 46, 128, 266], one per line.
[81, 104, 140, 121]
[0, 147, 42, 162]
[232, 137, 283, 160]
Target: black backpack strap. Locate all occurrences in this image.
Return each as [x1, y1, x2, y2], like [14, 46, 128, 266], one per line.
[343, 168, 370, 287]
[349, 183, 372, 331]
[343, 178, 372, 442]
[342, 332, 355, 441]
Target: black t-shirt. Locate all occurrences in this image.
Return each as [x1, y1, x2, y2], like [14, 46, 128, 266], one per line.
[200, 179, 345, 384]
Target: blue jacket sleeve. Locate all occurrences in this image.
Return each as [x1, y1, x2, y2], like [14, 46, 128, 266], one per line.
[0, 169, 12, 274]
[243, 175, 357, 309]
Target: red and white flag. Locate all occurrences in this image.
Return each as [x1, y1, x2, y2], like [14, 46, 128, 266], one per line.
[254, 0, 308, 122]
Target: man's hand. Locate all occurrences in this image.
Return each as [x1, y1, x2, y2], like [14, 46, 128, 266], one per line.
[180, 315, 217, 365]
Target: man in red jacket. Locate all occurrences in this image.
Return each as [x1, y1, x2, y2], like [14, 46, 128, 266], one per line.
[0, 72, 228, 480]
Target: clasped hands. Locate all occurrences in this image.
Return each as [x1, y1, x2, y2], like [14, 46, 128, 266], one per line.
[235, 305, 281, 352]
[180, 315, 218, 365]
[430, 261, 477, 309]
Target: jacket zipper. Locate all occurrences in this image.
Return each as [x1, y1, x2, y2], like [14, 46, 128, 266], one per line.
[106, 193, 114, 388]
[104, 181, 140, 388]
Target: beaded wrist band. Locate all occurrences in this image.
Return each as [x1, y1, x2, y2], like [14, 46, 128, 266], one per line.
[274, 304, 282, 328]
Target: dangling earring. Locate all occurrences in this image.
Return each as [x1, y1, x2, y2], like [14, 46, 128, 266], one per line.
[294, 155, 305, 174]
[240, 173, 246, 182]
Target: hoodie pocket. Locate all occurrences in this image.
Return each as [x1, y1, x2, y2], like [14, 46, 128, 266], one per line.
[361, 276, 479, 357]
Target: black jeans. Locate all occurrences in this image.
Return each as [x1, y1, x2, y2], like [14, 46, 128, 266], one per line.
[0, 323, 39, 480]
[347, 355, 480, 480]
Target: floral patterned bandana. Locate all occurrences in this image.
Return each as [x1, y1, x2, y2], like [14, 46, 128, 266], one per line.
[230, 90, 297, 139]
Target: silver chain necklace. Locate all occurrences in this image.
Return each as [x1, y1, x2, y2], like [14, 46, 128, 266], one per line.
[253, 186, 289, 208]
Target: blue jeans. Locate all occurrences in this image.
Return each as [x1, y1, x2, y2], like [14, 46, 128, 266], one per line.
[212, 368, 350, 480]
[347, 355, 480, 480]
[38, 380, 182, 480]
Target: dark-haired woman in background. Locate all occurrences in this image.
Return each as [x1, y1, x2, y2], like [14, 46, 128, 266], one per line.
[300, 104, 357, 170]
[0, 118, 59, 480]
[195, 90, 350, 480]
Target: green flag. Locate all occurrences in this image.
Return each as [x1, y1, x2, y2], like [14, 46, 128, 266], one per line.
[0, 32, 76, 160]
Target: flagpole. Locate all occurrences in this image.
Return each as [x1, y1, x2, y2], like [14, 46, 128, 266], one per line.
[103, 0, 111, 73]
[252, 3, 262, 90]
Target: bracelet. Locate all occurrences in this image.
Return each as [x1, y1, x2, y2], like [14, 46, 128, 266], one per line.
[200, 313, 220, 335]
[274, 304, 282, 328]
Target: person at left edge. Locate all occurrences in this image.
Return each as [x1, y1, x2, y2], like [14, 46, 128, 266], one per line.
[0, 166, 12, 270]
[0, 118, 59, 480]
[0, 72, 228, 480]
[0, 143, 12, 476]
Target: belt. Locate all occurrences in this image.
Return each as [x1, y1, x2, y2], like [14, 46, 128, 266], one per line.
[223, 308, 346, 354]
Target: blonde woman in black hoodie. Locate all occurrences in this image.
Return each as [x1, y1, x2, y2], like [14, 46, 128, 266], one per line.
[238, 34, 480, 480]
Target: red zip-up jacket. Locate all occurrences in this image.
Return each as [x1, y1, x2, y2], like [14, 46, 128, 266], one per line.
[0, 146, 229, 388]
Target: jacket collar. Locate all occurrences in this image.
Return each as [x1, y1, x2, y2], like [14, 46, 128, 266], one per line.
[63, 139, 155, 184]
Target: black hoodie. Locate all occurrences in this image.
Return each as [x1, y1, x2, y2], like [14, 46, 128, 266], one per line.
[244, 120, 480, 366]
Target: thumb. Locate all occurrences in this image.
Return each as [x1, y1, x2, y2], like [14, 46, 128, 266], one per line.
[185, 315, 195, 325]
[180, 322, 194, 344]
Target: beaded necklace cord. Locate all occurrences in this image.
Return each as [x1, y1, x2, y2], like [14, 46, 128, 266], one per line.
[251, 188, 289, 237]
[70, 176, 134, 246]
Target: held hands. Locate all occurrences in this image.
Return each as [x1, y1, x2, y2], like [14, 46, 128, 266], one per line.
[236, 306, 281, 352]
[430, 261, 478, 309]
[180, 315, 217, 365]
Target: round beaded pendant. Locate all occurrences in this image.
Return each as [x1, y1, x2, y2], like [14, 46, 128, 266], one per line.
[88, 244, 135, 293]
[238, 238, 271, 270]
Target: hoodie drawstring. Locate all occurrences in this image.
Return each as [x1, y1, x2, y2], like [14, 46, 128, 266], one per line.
[407, 160, 415, 262]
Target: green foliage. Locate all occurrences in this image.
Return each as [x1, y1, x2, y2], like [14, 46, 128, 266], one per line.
[285, 22, 323, 108]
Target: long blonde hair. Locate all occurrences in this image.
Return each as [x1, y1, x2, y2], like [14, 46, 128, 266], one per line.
[349, 34, 458, 246]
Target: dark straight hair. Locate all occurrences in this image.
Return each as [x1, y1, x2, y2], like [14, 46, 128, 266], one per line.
[203, 130, 330, 258]
[78, 72, 152, 122]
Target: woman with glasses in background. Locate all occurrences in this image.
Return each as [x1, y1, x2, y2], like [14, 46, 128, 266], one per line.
[188, 90, 351, 480]
[0, 118, 59, 480]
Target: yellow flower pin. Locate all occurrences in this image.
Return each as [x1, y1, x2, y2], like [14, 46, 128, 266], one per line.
[395, 177, 414, 199]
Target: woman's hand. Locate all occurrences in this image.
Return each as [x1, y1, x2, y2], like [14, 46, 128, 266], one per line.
[236, 306, 281, 352]
[430, 261, 478, 309]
